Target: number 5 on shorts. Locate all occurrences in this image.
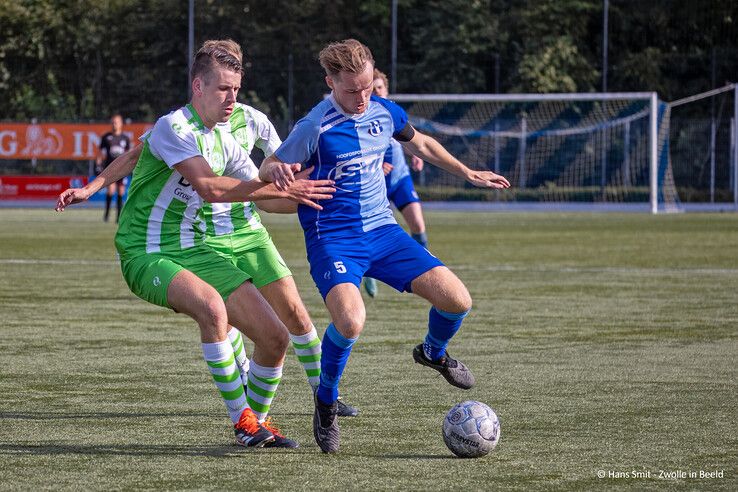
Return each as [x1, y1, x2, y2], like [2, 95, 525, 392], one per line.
[334, 261, 347, 274]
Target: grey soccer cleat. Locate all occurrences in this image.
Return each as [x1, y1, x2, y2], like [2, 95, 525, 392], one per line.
[412, 343, 475, 389]
[313, 394, 340, 453]
[336, 396, 359, 417]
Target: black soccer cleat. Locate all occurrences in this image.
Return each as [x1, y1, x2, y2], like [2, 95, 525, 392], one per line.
[313, 394, 340, 453]
[336, 396, 359, 417]
[234, 408, 276, 448]
[412, 343, 476, 389]
[262, 417, 299, 449]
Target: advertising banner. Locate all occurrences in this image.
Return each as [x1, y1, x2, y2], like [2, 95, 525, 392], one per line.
[0, 123, 151, 160]
[0, 175, 89, 200]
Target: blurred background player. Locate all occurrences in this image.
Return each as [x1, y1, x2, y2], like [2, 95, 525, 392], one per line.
[96, 113, 132, 222]
[363, 69, 429, 297]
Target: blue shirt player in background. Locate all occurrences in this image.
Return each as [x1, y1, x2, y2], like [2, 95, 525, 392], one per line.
[259, 39, 510, 453]
[362, 68, 429, 298]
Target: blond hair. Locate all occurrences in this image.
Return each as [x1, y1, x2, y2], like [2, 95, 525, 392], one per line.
[191, 39, 243, 82]
[319, 39, 374, 76]
[373, 68, 388, 87]
[201, 39, 243, 63]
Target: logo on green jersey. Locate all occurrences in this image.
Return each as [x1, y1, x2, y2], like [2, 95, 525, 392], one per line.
[211, 153, 225, 175]
[234, 128, 250, 149]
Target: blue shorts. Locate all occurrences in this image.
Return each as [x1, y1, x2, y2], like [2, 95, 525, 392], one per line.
[307, 223, 443, 299]
[387, 175, 420, 210]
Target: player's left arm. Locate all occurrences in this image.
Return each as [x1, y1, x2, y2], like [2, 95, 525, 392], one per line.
[410, 154, 424, 172]
[95, 136, 107, 173]
[254, 198, 298, 214]
[254, 112, 283, 157]
[260, 154, 302, 191]
[400, 131, 510, 189]
[56, 144, 143, 212]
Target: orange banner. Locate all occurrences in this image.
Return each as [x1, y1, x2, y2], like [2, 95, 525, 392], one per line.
[0, 123, 152, 161]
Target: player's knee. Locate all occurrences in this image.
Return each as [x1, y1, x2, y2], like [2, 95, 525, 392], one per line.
[333, 311, 365, 339]
[195, 297, 229, 337]
[256, 330, 289, 363]
[441, 284, 472, 314]
[456, 287, 473, 313]
[285, 302, 313, 335]
[270, 327, 290, 356]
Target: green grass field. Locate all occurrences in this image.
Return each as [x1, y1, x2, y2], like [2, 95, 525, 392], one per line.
[1, 208, 736, 490]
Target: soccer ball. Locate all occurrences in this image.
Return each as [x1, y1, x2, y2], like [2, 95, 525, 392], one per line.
[442, 400, 500, 458]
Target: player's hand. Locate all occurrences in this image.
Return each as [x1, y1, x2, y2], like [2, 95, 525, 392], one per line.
[268, 163, 300, 191]
[410, 155, 424, 172]
[382, 162, 393, 175]
[284, 166, 335, 210]
[465, 170, 511, 189]
[55, 187, 91, 212]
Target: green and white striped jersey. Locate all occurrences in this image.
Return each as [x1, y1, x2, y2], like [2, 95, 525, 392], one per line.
[115, 104, 258, 259]
[202, 103, 283, 248]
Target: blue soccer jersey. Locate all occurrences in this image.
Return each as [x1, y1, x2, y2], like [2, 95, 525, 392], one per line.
[384, 138, 411, 190]
[275, 94, 409, 242]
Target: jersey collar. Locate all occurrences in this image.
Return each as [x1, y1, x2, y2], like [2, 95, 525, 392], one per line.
[328, 93, 371, 120]
[185, 103, 208, 131]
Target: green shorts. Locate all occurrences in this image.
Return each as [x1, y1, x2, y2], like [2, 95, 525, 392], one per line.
[119, 244, 251, 309]
[205, 231, 292, 289]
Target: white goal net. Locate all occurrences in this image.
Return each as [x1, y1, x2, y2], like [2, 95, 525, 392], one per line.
[391, 92, 679, 212]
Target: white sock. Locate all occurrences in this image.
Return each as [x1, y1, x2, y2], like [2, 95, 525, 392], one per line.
[227, 326, 250, 384]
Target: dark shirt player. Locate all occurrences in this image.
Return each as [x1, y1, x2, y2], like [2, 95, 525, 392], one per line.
[96, 113, 132, 222]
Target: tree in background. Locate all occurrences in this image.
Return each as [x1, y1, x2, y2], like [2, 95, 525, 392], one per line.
[0, 0, 735, 124]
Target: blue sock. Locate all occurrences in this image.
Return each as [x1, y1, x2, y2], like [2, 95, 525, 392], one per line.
[423, 307, 469, 361]
[412, 232, 428, 248]
[317, 323, 357, 405]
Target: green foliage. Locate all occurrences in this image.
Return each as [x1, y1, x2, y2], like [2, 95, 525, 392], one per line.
[0, 0, 735, 123]
[399, 0, 499, 92]
[517, 36, 597, 93]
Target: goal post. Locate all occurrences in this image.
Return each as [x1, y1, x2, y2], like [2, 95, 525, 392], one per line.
[390, 91, 676, 213]
[665, 83, 737, 211]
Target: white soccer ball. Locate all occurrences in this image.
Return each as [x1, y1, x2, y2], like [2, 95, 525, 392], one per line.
[442, 400, 500, 458]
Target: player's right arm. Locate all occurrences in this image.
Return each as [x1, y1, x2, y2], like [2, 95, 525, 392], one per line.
[259, 115, 321, 190]
[175, 158, 333, 210]
[95, 135, 107, 173]
[55, 144, 143, 212]
[260, 154, 299, 191]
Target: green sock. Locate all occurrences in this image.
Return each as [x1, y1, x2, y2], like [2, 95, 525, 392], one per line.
[246, 362, 282, 422]
[227, 327, 250, 384]
[202, 340, 248, 424]
[289, 326, 321, 389]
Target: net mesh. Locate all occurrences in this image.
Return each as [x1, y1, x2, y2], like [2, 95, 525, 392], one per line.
[667, 87, 736, 204]
[393, 95, 679, 208]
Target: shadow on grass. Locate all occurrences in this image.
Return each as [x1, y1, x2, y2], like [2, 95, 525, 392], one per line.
[1, 411, 315, 420]
[375, 453, 454, 460]
[0, 443, 305, 458]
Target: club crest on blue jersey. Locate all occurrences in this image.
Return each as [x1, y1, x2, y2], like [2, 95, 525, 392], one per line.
[367, 120, 383, 136]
